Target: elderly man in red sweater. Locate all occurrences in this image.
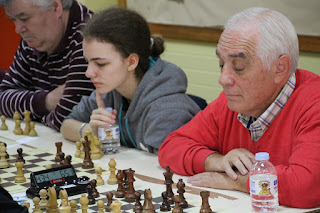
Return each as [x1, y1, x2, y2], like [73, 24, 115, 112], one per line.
[158, 7, 320, 209]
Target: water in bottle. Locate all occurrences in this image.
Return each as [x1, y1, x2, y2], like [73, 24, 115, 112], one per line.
[250, 152, 279, 213]
[98, 107, 120, 154]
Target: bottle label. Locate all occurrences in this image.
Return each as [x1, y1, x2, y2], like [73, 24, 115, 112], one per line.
[98, 126, 120, 141]
[250, 174, 278, 197]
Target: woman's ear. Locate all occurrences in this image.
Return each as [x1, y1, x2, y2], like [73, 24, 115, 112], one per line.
[127, 53, 139, 72]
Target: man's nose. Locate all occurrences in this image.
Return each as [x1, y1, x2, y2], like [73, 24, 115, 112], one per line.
[218, 67, 235, 88]
[15, 21, 27, 34]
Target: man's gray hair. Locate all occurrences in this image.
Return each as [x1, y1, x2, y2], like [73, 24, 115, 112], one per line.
[224, 7, 299, 74]
[0, 0, 73, 10]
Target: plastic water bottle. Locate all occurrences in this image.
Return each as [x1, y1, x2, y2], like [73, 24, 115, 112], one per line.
[250, 152, 279, 213]
[97, 107, 120, 154]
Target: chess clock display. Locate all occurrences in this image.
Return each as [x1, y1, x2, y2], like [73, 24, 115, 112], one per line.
[26, 164, 90, 198]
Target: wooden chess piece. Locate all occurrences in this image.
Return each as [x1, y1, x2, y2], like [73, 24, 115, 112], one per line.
[133, 191, 143, 213]
[86, 184, 95, 205]
[97, 199, 104, 213]
[39, 189, 48, 210]
[17, 148, 25, 163]
[160, 191, 171, 211]
[177, 179, 188, 208]
[13, 111, 20, 121]
[124, 168, 136, 202]
[23, 110, 31, 135]
[2, 142, 9, 159]
[163, 166, 174, 204]
[96, 167, 105, 185]
[46, 164, 53, 170]
[0, 115, 8, 130]
[107, 157, 117, 184]
[115, 170, 125, 198]
[105, 192, 113, 212]
[142, 188, 155, 213]
[69, 200, 77, 213]
[20, 202, 30, 210]
[90, 179, 99, 198]
[29, 121, 38, 136]
[172, 195, 183, 213]
[59, 199, 71, 213]
[80, 138, 85, 159]
[59, 152, 66, 165]
[90, 135, 102, 159]
[55, 142, 63, 162]
[13, 119, 23, 135]
[32, 196, 42, 213]
[75, 141, 81, 158]
[59, 189, 68, 207]
[200, 191, 213, 213]
[47, 186, 58, 213]
[0, 143, 9, 168]
[79, 194, 89, 213]
[110, 200, 122, 213]
[82, 137, 94, 169]
[15, 161, 26, 183]
[65, 155, 72, 165]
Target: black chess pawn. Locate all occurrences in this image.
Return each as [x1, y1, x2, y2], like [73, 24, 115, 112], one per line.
[86, 184, 95, 205]
[59, 152, 65, 165]
[160, 191, 171, 211]
[65, 155, 72, 165]
[133, 191, 143, 213]
[177, 179, 188, 208]
[105, 191, 113, 212]
[16, 148, 25, 163]
[90, 179, 99, 198]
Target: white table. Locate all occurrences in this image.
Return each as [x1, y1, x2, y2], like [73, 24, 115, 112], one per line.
[0, 118, 318, 213]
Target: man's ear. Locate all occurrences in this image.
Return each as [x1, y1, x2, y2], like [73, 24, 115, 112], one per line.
[127, 53, 139, 72]
[52, 0, 63, 17]
[274, 54, 291, 84]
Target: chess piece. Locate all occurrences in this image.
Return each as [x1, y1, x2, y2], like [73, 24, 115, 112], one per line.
[15, 161, 26, 183]
[115, 170, 125, 198]
[79, 194, 89, 212]
[46, 164, 53, 169]
[97, 199, 104, 213]
[172, 195, 183, 213]
[163, 166, 174, 204]
[96, 167, 105, 185]
[32, 196, 42, 213]
[80, 138, 85, 159]
[65, 155, 72, 165]
[82, 137, 94, 168]
[160, 191, 171, 211]
[177, 179, 188, 208]
[200, 191, 213, 213]
[29, 121, 38, 136]
[110, 200, 122, 213]
[70, 200, 77, 213]
[55, 142, 63, 162]
[2, 142, 9, 159]
[59, 199, 71, 213]
[17, 148, 25, 163]
[90, 135, 102, 159]
[124, 168, 136, 202]
[13, 111, 20, 121]
[90, 179, 100, 198]
[23, 110, 31, 135]
[0, 143, 9, 168]
[13, 119, 23, 135]
[142, 188, 155, 213]
[20, 202, 30, 210]
[75, 141, 81, 158]
[107, 157, 117, 184]
[59, 189, 69, 206]
[86, 184, 95, 205]
[105, 192, 113, 212]
[0, 115, 8, 130]
[39, 189, 48, 210]
[59, 152, 66, 165]
[47, 186, 58, 213]
[133, 191, 143, 213]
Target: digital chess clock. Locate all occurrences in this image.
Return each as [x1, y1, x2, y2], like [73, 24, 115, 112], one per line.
[26, 164, 90, 198]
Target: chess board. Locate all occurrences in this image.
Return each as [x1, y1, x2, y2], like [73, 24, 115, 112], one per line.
[0, 149, 211, 212]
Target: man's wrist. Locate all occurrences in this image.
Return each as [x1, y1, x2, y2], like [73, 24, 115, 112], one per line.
[79, 123, 87, 139]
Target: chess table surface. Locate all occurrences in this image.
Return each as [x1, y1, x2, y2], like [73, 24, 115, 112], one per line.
[0, 118, 317, 213]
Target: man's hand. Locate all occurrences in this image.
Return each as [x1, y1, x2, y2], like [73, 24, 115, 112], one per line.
[45, 84, 66, 111]
[205, 148, 255, 180]
[187, 171, 249, 193]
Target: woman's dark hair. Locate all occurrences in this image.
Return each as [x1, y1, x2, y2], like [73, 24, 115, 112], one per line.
[82, 7, 165, 79]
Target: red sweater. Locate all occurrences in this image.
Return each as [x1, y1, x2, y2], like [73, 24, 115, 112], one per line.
[159, 69, 320, 208]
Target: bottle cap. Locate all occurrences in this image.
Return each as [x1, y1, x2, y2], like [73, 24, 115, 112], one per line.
[255, 152, 270, 161]
[105, 107, 113, 113]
